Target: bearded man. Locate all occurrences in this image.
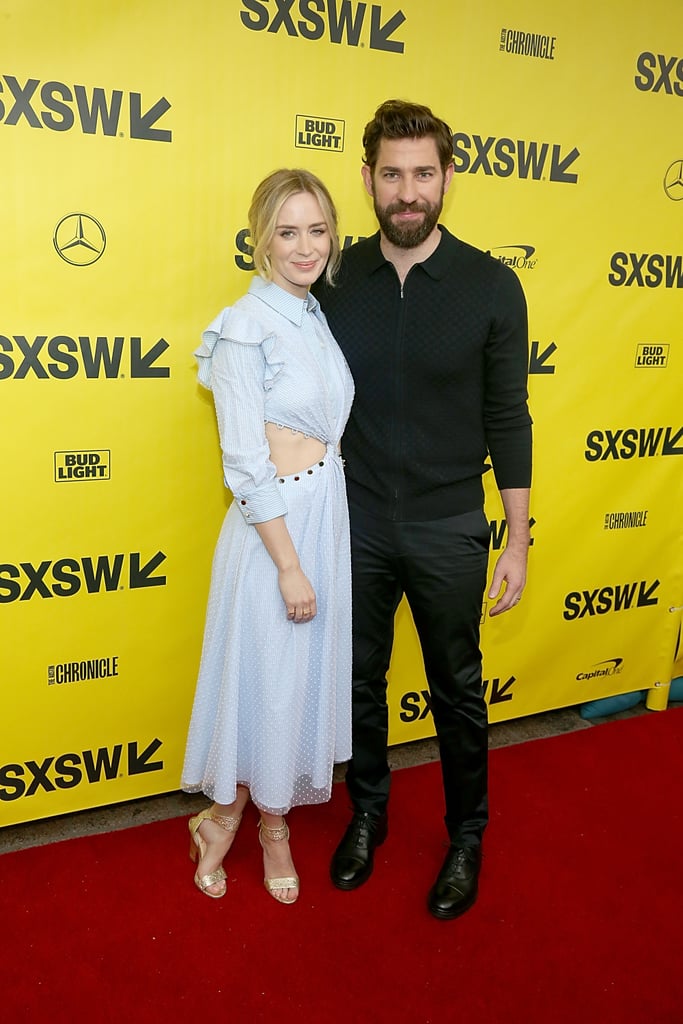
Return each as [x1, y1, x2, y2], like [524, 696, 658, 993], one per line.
[313, 99, 532, 920]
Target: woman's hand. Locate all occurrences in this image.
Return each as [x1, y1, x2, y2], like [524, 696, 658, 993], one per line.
[278, 566, 317, 622]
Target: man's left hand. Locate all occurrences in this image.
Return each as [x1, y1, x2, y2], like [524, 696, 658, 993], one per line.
[487, 546, 528, 616]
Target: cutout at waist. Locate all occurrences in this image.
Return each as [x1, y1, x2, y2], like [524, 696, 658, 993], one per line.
[265, 421, 326, 476]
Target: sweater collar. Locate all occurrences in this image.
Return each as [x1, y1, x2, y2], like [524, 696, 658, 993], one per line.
[364, 225, 458, 280]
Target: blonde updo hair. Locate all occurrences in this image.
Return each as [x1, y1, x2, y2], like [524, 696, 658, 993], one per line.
[248, 168, 341, 287]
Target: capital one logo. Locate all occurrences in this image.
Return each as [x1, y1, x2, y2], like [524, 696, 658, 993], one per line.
[240, 0, 406, 53]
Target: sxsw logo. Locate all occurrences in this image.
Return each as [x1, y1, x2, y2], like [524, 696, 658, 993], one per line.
[0, 739, 164, 801]
[0, 551, 167, 603]
[240, 0, 406, 53]
[452, 132, 579, 183]
[634, 52, 683, 95]
[529, 340, 556, 374]
[563, 580, 659, 620]
[608, 252, 683, 288]
[585, 427, 683, 461]
[295, 115, 344, 151]
[0, 334, 170, 379]
[0, 74, 171, 141]
[55, 450, 110, 482]
[635, 344, 668, 367]
[399, 676, 515, 720]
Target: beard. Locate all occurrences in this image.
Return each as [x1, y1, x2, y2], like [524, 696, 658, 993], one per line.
[374, 194, 444, 249]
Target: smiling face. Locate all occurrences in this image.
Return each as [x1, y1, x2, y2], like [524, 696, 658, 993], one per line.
[362, 136, 454, 249]
[267, 191, 332, 298]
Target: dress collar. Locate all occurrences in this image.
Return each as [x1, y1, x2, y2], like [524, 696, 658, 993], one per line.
[249, 276, 320, 326]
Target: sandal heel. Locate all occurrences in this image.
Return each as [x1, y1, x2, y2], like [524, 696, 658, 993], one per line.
[188, 808, 242, 899]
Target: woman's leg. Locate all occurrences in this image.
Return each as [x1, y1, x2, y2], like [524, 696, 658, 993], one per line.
[258, 810, 299, 904]
[192, 785, 250, 896]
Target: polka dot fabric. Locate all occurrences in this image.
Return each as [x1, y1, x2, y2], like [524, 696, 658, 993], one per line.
[181, 281, 354, 814]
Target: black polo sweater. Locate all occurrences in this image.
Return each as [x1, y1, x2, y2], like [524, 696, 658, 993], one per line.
[314, 226, 532, 522]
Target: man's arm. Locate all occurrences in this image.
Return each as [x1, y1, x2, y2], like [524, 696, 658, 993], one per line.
[488, 487, 530, 616]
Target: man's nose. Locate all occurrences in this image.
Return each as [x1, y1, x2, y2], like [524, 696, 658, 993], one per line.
[397, 178, 418, 203]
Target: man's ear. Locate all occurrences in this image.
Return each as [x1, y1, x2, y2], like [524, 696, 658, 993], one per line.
[443, 161, 455, 195]
[361, 164, 374, 197]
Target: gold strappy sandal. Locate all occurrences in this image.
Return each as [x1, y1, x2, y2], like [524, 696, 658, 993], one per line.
[188, 808, 242, 898]
[258, 818, 299, 904]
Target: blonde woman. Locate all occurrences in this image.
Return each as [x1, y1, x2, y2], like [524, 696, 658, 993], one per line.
[181, 169, 353, 904]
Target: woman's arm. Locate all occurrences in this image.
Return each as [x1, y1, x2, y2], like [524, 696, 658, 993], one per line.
[254, 517, 316, 622]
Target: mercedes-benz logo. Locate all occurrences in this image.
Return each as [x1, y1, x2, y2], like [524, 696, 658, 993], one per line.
[663, 160, 683, 201]
[53, 213, 107, 265]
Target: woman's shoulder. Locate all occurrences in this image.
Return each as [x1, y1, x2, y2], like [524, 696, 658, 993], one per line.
[195, 293, 285, 389]
[202, 294, 276, 349]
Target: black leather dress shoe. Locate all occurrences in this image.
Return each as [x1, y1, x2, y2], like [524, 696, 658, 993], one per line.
[330, 811, 388, 890]
[427, 844, 481, 920]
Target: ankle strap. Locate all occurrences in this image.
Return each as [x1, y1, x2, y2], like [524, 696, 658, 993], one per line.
[210, 811, 242, 833]
[259, 819, 289, 842]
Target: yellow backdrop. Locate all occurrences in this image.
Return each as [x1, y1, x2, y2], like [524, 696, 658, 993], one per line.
[1, 0, 681, 823]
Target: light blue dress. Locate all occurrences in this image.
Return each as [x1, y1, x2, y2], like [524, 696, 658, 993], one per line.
[181, 278, 354, 814]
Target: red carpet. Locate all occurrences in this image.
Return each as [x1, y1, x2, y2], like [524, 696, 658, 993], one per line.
[2, 709, 682, 1023]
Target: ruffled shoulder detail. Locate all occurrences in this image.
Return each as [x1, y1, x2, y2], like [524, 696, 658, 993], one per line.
[194, 303, 284, 390]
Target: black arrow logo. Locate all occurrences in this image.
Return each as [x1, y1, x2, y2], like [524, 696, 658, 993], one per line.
[529, 340, 557, 374]
[637, 579, 660, 607]
[662, 426, 683, 455]
[129, 94, 172, 142]
[128, 738, 163, 775]
[130, 337, 170, 378]
[483, 676, 515, 704]
[129, 551, 167, 589]
[550, 145, 579, 183]
[370, 6, 405, 53]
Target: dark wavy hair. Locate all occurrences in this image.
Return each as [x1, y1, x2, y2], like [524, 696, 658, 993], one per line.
[362, 99, 454, 173]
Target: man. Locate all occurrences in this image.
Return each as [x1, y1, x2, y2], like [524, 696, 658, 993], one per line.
[314, 99, 532, 920]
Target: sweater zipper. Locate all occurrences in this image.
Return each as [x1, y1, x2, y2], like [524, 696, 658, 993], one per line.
[392, 274, 407, 521]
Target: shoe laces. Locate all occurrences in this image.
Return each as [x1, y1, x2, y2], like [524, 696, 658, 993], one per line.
[348, 814, 374, 843]
[452, 848, 468, 869]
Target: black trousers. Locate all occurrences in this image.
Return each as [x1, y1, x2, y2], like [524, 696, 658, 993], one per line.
[346, 503, 490, 846]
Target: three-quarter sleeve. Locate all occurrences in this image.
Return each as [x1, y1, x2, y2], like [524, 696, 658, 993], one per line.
[196, 309, 287, 524]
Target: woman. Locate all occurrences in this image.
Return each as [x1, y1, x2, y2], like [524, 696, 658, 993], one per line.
[181, 169, 353, 905]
